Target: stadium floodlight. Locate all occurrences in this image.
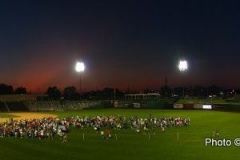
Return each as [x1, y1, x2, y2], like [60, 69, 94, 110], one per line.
[178, 60, 188, 72]
[75, 61, 85, 100]
[178, 60, 188, 98]
[75, 62, 85, 73]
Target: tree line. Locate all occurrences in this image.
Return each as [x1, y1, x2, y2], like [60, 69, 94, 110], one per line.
[0, 83, 27, 95]
[0, 83, 124, 101]
[0, 83, 237, 100]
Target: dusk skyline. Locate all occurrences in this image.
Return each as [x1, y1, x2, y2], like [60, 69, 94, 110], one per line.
[0, 0, 240, 93]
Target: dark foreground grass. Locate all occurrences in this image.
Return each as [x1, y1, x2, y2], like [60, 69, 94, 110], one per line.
[1, 109, 240, 160]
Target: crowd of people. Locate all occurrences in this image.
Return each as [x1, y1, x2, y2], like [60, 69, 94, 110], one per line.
[0, 115, 190, 142]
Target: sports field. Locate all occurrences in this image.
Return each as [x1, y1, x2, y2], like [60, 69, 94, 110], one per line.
[0, 109, 240, 160]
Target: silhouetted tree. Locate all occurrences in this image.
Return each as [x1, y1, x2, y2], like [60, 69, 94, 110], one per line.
[63, 86, 78, 100]
[46, 86, 61, 100]
[173, 87, 183, 97]
[208, 85, 221, 96]
[193, 86, 208, 98]
[102, 87, 114, 100]
[15, 86, 28, 94]
[0, 83, 14, 95]
[161, 85, 172, 97]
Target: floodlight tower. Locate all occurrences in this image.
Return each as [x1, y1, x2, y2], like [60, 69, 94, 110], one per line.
[75, 61, 85, 100]
[178, 60, 188, 98]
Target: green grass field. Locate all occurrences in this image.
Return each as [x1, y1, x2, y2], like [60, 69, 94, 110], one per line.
[1, 109, 240, 160]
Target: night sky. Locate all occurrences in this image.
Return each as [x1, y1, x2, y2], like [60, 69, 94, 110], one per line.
[0, 0, 240, 93]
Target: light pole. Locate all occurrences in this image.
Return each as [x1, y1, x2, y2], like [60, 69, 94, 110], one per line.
[178, 60, 188, 98]
[75, 61, 85, 100]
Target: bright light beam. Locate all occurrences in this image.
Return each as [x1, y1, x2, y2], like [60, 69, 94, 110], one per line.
[75, 61, 85, 100]
[75, 62, 85, 73]
[178, 60, 188, 72]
